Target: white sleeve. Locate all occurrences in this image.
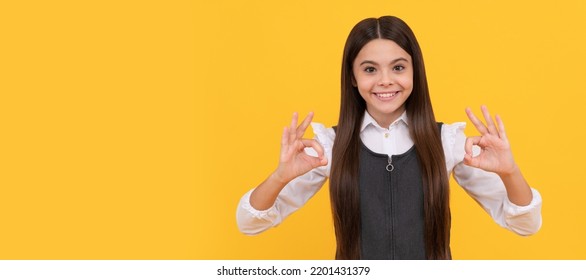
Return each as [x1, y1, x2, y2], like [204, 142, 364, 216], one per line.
[442, 122, 543, 236]
[236, 123, 334, 235]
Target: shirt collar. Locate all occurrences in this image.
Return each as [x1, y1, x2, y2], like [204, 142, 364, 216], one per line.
[360, 110, 409, 132]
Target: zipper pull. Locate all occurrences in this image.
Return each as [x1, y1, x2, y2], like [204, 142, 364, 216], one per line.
[386, 156, 394, 172]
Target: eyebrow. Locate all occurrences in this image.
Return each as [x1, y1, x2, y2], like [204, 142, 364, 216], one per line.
[359, 57, 409, 66]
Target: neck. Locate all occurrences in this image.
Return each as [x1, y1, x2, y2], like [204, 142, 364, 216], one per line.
[367, 107, 405, 128]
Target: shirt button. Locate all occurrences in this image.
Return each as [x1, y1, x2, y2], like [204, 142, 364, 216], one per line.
[384, 133, 389, 138]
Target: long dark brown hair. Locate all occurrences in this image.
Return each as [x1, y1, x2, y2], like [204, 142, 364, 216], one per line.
[329, 16, 451, 260]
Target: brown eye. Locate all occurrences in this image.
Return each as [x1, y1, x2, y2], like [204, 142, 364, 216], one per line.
[393, 65, 405, 71]
[364, 67, 376, 73]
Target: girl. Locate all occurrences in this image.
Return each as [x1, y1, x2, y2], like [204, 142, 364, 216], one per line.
[236, 16, 542, 260]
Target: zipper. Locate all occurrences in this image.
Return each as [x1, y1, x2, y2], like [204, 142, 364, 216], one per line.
[386, 156, 394, 172]
[387, 156, 395, 259]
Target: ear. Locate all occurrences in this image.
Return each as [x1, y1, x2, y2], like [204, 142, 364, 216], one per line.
[351, 76, 357, 87]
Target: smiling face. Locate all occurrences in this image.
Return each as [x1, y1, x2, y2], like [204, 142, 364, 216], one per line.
[352, 39, 413, 128]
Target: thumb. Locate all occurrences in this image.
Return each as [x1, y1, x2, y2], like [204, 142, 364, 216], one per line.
[463, 153, 480, 168]
[306, 154, 328, 168]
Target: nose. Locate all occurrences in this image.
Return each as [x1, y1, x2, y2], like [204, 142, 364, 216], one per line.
[377, 70, 394, 86]
[377, 80, 394, 86]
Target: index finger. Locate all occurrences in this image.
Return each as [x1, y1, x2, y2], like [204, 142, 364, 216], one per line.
[301, 138, 325, 158]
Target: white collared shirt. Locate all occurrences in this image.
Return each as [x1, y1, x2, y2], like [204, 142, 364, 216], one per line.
[236, 111, 542, 237]
[360, 110, 414, 156]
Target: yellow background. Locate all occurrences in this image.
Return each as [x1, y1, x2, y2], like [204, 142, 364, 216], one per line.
[0, 0, 584, 259]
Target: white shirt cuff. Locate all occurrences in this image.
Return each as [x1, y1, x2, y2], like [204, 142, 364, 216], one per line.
[503, 188, 543, 236]
[236, 189, 282, 235]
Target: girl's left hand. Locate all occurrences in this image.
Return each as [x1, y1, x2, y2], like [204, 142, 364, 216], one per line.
[464, 105, 518, 176]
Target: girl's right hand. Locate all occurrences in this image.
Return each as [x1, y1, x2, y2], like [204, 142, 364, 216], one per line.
[272, 112, 328, 184]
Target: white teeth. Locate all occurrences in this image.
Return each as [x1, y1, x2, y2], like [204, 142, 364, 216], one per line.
[375, 92, 398, 98]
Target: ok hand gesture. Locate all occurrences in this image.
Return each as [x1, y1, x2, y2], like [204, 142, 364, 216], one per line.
[464, 106, 518, 176]
[273, 112, 328, 184]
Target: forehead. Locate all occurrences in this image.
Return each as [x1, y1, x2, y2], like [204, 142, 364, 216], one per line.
[354, 39, 411, 64]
